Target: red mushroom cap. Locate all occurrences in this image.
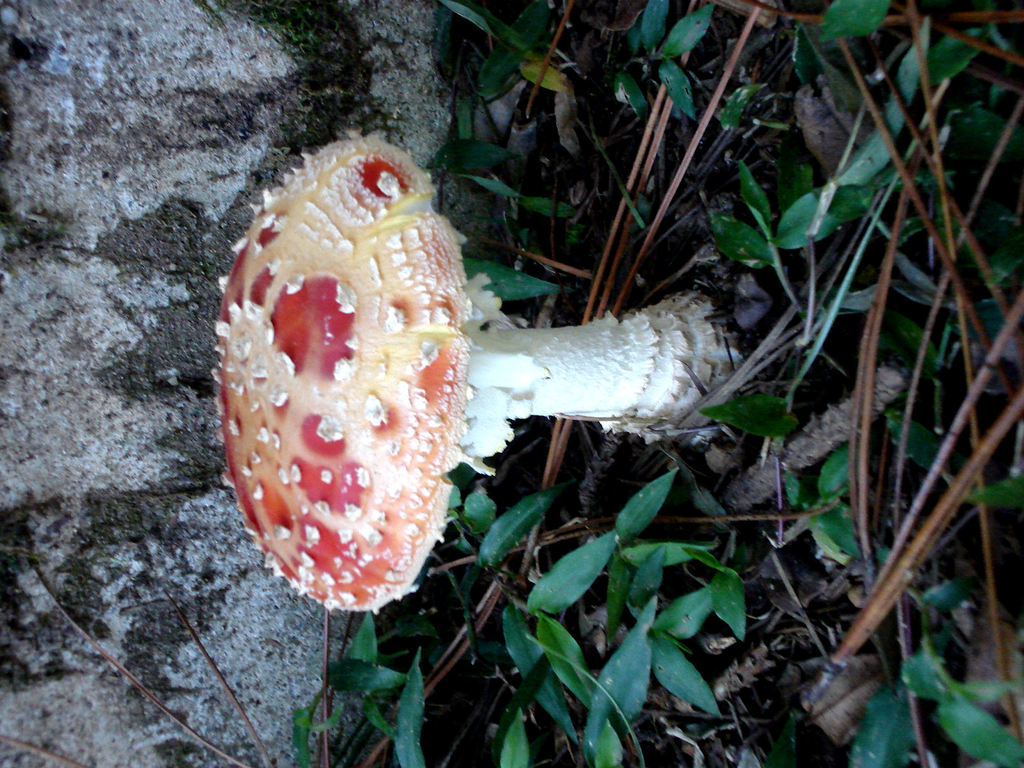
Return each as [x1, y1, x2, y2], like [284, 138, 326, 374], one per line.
[216, 136, 470, 611]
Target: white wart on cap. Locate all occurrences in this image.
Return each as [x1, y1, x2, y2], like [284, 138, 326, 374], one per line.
[216, 136, 470, 612]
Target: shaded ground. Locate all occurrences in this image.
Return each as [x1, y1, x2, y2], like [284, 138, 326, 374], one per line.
[3, 1, 1023, 768]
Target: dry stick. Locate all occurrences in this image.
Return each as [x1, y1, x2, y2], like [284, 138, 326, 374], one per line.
[931, 16, 1024, 69]
[978, 499, 1022, 741]
[0, 736, 94, 768]
[613, 7, 763, 317]
[542, 82, 673, 485]
[595, 0, 701, 320]
[354, 582, 503, 768]
[584, 85, 669, 323]
[1016, 161, 1024, 221]
[896, 592, 932, 768]
[889, 273, 951, 521]
[35, 574, 258, 768]
[829, 286, 1024, 668]
[770, 551, 828, 656]
[905, 0, 989, 468]
[319, 607, 331, 768]
[867, 37, 1024, 381]
[165, 593, 274, 768]
[725, 0, 1024, 25]
[832, 379, 1024, 667]
[850, 185, 912, 565]
[963, 93, 1024, 229]
[597, 0, 702, 320]
[835, 39, 1000, 383]
[896, 11, 1021, 727]
[885, 286, 1024, 589]
[477, 236, 593, 279]
[596, 90, 675, 319]
[524, 0, 575, 118]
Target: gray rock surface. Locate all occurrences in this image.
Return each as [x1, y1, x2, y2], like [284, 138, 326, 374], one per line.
[0, 0, 452, 766]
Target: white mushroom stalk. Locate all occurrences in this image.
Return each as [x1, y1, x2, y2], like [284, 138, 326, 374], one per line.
[216, 135, 735, 612]
[460, 286, 736, 465]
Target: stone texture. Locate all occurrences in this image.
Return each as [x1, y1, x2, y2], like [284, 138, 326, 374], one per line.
[0, 0, 453, 765]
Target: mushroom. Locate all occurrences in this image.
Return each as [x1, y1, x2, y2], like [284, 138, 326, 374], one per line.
[216, 135, 734, 611]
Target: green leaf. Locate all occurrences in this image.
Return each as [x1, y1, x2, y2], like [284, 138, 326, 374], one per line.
[462, 491, 497, 534]
[519, 195, 575, 217]
[465, 175, 574, 217]
[328, 659, 406, 693]
[293, 706, 313, 768]
[659, 59, 696, 119]
[989, 227, 1024, 288]
[627, 545, 665, 608]
[764, 714, 797, 768]
[535, 614, 594, 702]
[479, 45, 523, 99]
[926, 31, 980, 82]
[738, 160, 772, 234]
[700, 394, 798, 438]
[850, 686, 913, 768]
[793, 25, 823, 85]
[479, 484, 567, 567]
[709, 569, 746, 640]
[616, 469, 678, 543]
[809, 506, 860, 560]
[710, 212, 775, 268]
[880, 310, 937, 377]
[364, 697, 394, 737]
[774, 186, 871, 249]
[773, 192, 821, 248]
[614, 71, 648, 120]
[836, 131, 891, 186]
[500, 712, 530, 768]
[437, 0, 533, 52]
[947, 104, 1024, 161]
[595, 721, 624, 768]
[502, 607, 578, 742]
[463, 257, 559, 302]
[606, 554, 630, 638]
[491, 659, 554, 766]
[346, 613, 377, 662]
[433, 138, 519, 172]
[641, 0, 669, 51]
[922, 577, 975, 611]
[970, 475, 1024, 507]
[395, 649, 425, 768]
[937, 697, 1024, 768]
[620, 541, 714, 567]
[650, 633, 720, 714]
[719, 84, 763, 129]
[585, 599, 656, 764]
[817, 444, 849, 500]
[528, 532, 618, 614]
[901, 648, 948, 701]
[520, 52, 571, 93]
[662, 5, 714, 57]
[652, 587, 714, 639]
[778, 136, 815, 212]
[464, 173, 521, 198]
[885, 413, 940, 470]
[820, 0, 889, 39]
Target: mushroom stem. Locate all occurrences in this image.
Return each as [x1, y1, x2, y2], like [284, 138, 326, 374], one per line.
[460, 293, 736, 464]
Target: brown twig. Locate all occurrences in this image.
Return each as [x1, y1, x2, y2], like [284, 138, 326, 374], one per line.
[0, 736, 95, 768]
[525, 0, 575, 118]
[832, 379, 1024, 665]
[35, 573, 258, 768]
[165, 593, 274, 768]
[612, 7, 763, 316]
